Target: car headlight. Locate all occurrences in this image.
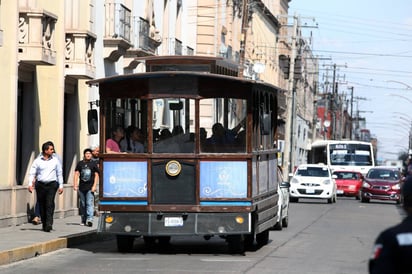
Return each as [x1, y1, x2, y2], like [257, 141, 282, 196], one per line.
[323, 179, 331, 185]
[362, 182, 371, 188]
[291, 177, 299, 184]
[392, 184, 401, 190]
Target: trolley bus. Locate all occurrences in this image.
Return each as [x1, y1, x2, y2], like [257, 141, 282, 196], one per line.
[87, 56, 282, 253]
[308, 140, 375, 175]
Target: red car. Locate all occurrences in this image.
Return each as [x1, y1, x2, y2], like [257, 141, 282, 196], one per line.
[360, 167, 402, 204]
[333, 171, 363, 199]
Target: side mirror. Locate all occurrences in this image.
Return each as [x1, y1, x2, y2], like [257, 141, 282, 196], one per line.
[261, 113, 271, 135]
[280, 181, 290, 188]
[87, 109, 98, 135]
[332, 174, 337, 179]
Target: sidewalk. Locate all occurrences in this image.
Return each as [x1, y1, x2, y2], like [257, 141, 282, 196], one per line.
[0, 215, 102, 266]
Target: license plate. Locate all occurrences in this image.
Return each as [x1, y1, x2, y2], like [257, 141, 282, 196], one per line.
[306, 188, 315, 194]
[337, 190, 344, 194]
[164, 217, 184, 227]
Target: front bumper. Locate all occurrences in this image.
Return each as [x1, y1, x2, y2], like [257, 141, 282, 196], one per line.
[290, 185, 334, 199]
[98, 212, 251, 236]
[361, 189, 400, 201]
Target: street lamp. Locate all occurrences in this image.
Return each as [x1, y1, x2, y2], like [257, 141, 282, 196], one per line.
[386, 93, 412, 104]
[385, 80, 412, 90]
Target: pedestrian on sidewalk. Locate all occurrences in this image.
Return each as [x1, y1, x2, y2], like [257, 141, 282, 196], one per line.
[90, 144, 100, 216]
[73, 148, 99, 227]
[31, 143, 63, 225]
[28, 141, 64, 232]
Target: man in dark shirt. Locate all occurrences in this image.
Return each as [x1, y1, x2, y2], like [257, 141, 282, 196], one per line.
[369, 168, 412, 273]
[73, 148, 99, 227]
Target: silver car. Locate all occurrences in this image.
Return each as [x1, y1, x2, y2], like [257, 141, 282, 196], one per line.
[273, 166, 290, 230]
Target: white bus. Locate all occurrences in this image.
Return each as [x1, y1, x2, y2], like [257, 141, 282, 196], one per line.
[308, 140, 375, 175]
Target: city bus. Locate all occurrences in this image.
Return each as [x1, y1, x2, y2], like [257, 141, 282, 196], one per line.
[308, 140, 375, 175]
[86, 56, 281, 253]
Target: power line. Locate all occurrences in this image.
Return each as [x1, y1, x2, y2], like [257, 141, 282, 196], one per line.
[313, 49, 412, 58]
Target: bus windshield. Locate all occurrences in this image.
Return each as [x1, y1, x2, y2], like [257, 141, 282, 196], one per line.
[329, 144, 373, 166]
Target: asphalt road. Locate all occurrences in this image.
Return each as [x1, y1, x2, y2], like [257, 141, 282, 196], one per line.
[0, 197, 403, 274]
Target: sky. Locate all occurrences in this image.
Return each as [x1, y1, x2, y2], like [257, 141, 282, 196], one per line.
[289, 0, 412, 162]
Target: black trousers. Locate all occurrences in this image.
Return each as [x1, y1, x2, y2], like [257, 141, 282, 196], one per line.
[35, 181, 58, 229]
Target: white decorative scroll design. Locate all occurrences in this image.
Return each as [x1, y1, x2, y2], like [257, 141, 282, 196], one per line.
[65, 36, 74, 61]
[85, 36, 94, 65]
[18, 16, 28, 44]
[42, 16, 54, 50]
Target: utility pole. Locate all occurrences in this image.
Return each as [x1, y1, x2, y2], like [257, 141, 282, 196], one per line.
[283, 13, 298, 175]
[348, 86, 354, 140]
[238, 0, 249, 78]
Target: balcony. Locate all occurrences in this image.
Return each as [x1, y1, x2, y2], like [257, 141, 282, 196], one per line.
[18, 9, 57, 65]
[104, 2, 132, 62]
[65, 30, 97, 79]
[124, 17, 162, 70]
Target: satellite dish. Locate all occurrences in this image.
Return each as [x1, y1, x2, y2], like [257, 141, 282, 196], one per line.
[253, 63, 265, 74]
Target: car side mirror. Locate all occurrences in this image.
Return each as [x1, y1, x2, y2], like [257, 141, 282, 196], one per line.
[332, 174, 337, 179]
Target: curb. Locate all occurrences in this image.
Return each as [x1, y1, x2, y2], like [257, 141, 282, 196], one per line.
[0, 231, 99, 266]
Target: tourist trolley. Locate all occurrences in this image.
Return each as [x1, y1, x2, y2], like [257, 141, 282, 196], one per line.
[87, 56, 282, 253]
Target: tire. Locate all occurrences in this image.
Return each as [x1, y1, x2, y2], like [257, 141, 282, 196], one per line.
[227, 235, 245, 254]
[290, 197, 299, 203]
[273, 211, 282, 231]
[116, 235, 134, 252]
[282, 214, 289, 228]
[256, 230, 269, 247]
[327, 197, 332, 203]
[158, 236, 171, 245]
[361, 196, 370, 203]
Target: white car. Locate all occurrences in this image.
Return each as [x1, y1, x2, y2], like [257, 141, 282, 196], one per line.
[289, 164, 337, 203]
[273, 166, 290, 230]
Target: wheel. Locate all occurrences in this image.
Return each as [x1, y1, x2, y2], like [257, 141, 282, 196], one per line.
[290, 197, 299, 203]
[355, 195, 360, 200]
[361, 196, 370, 203]
[282, 213, 289, 228]
[227, 235, 245, 254]
[116, 235, 134, 252]
[333, 193, 337, 203]
[158, 236, 171, 245]
[143, 236, 156, 247]
[256, 230, 269, 247]
[327, 197, 333, 203]
[273, 211, 283, 231]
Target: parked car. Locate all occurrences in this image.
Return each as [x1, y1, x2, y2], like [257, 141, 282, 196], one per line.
[360, 166, 402, 204]
[289, 164, 337, 203]
[273, 166, 290, 230]
[333, 170, 363, 199]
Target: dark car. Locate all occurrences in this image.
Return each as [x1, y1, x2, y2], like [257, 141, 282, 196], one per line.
[360, 167, 402, 204]
[333, 170, 363, 199]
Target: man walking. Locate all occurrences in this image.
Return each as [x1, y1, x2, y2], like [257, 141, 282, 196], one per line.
[28, 141, 64, 232]
[73, 148, 99, 226]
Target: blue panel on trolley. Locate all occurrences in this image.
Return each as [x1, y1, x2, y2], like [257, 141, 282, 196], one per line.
[200, 161, 247, 198]
[100, 200, 148, 205]
[200, 201, 251, 206]
[102, 161, 147, 198]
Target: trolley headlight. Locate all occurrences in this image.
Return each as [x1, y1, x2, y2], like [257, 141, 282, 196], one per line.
[105, 215, 114, 224]
[165, 160, 182, 176]
[235, 216, 244, 224]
